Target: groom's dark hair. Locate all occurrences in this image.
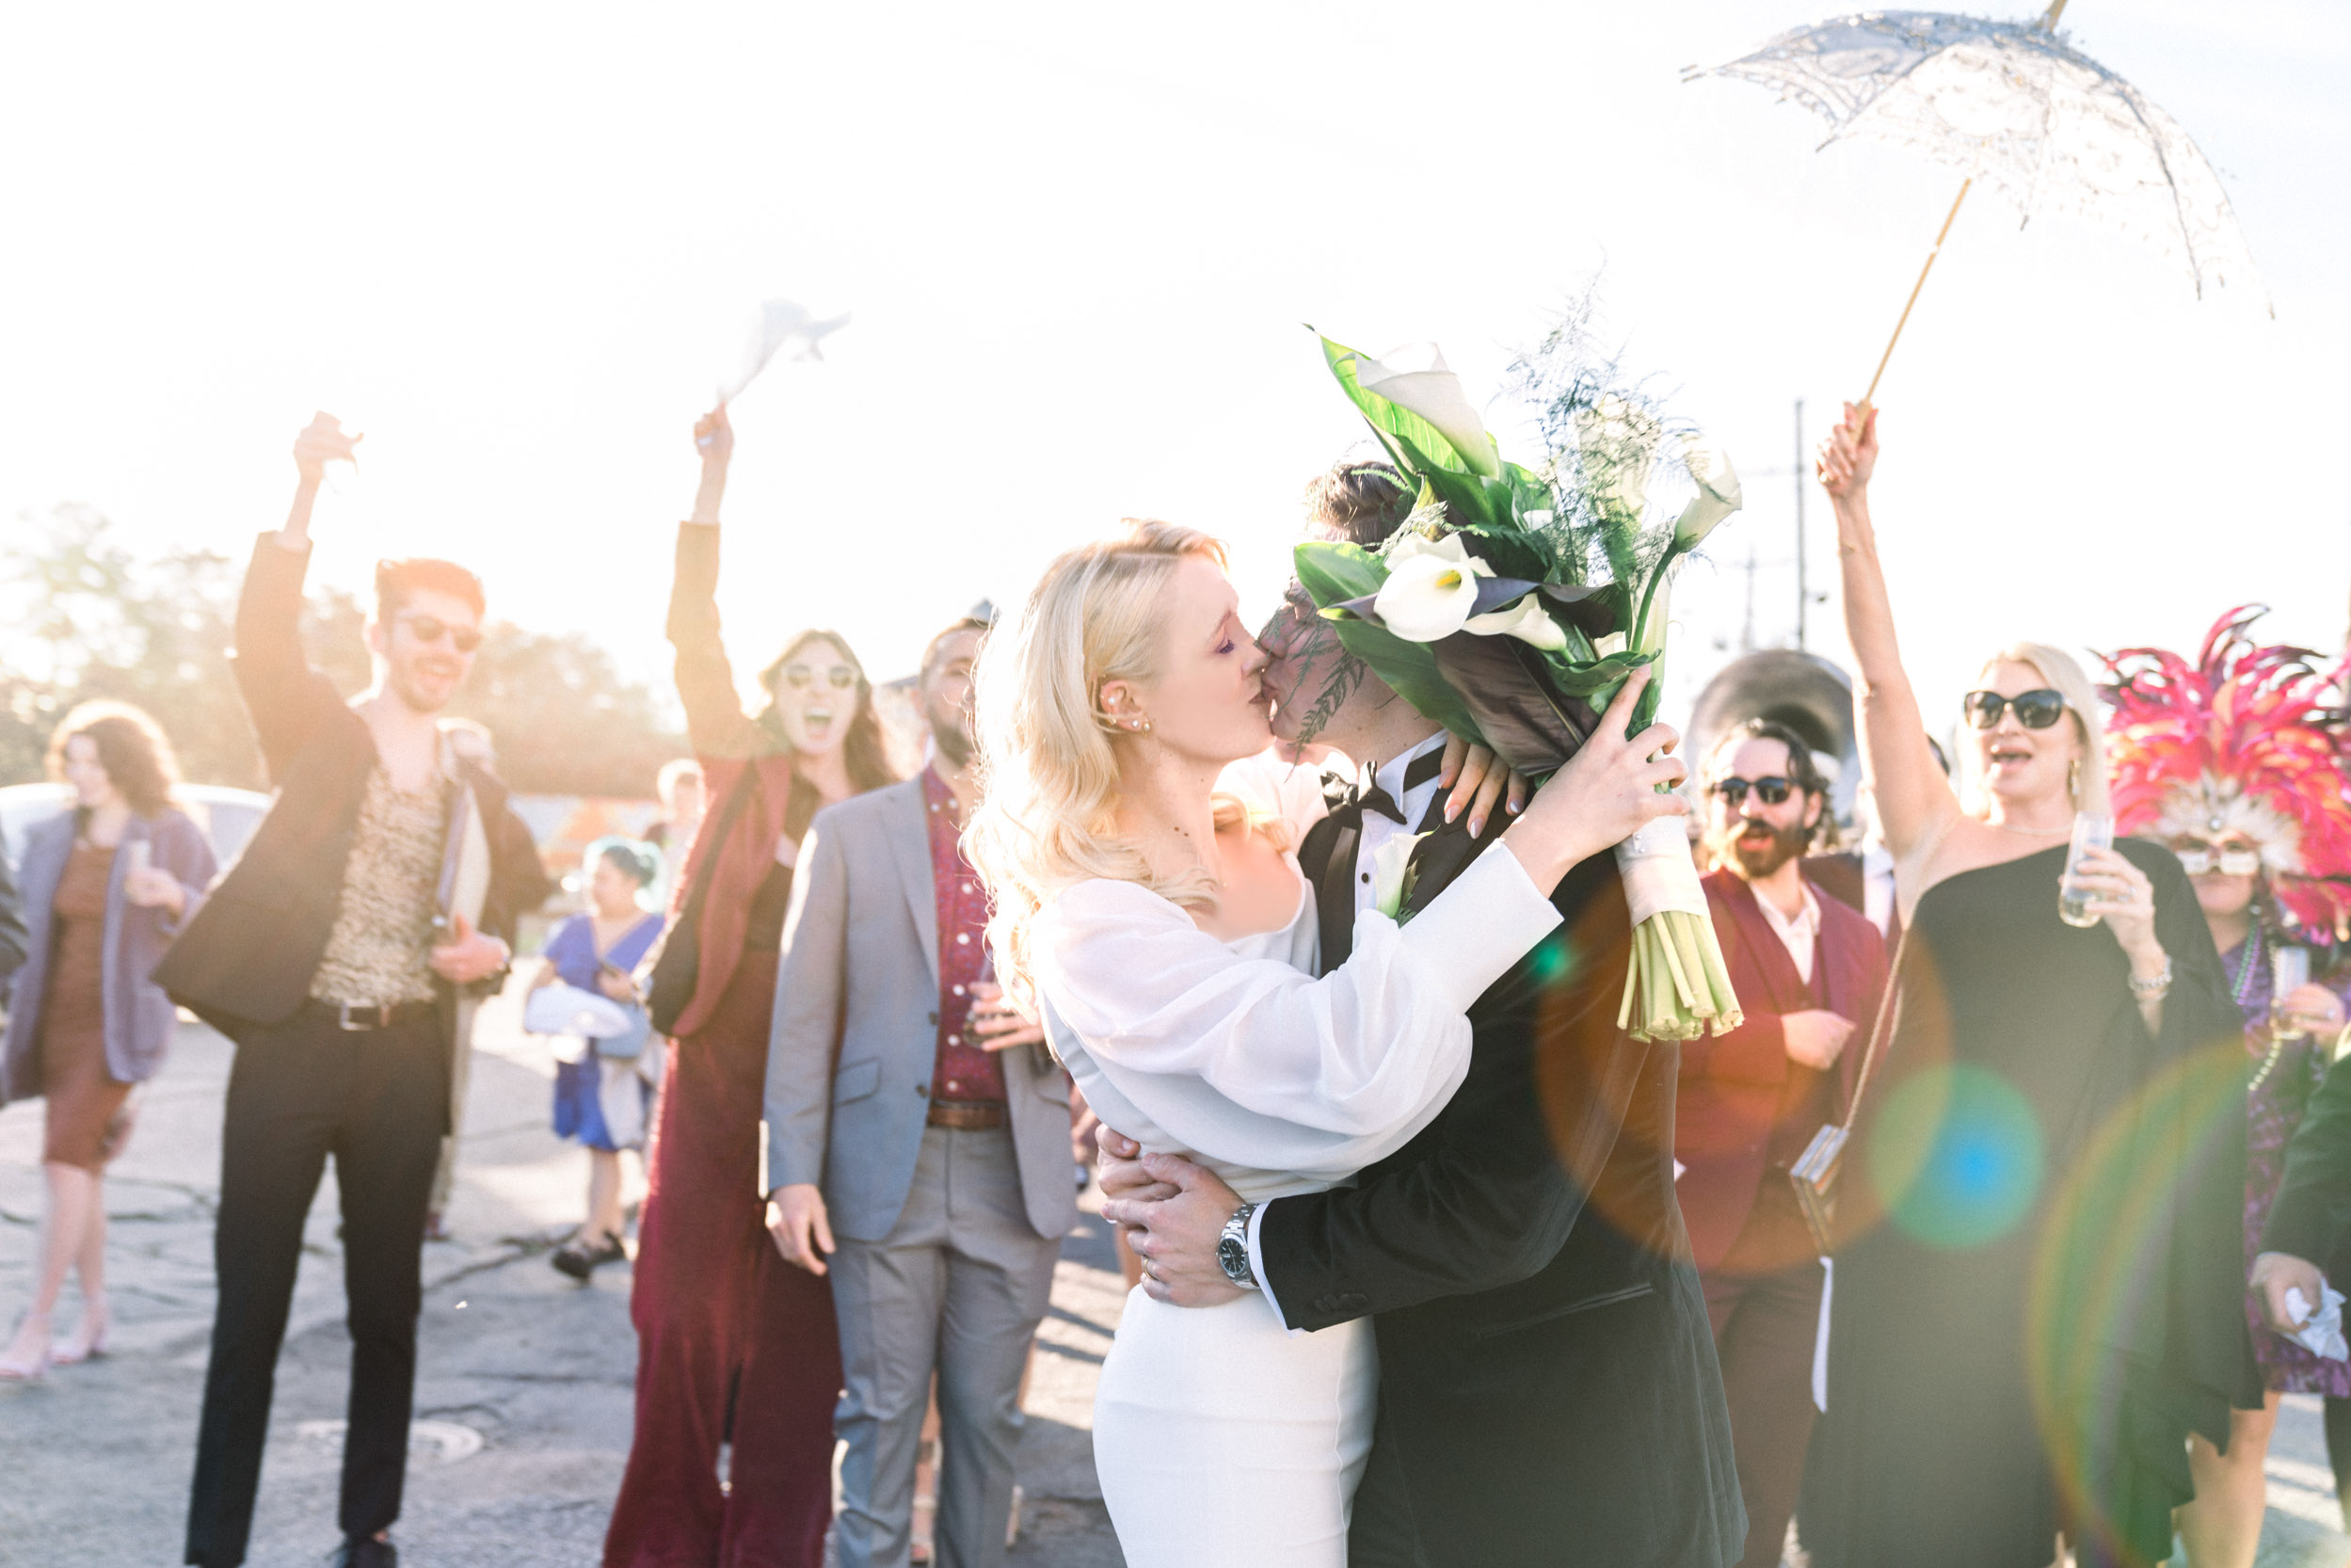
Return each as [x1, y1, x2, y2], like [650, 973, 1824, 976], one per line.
[1281, 458, 1419, 627]
[1301, 458, 1416, 548]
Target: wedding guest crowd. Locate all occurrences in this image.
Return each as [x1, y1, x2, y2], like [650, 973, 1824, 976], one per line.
[9, 390, 2351, 1568]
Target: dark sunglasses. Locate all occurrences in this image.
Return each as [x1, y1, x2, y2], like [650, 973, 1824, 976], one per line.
[399, 614, 483, 653]
[1962, 688, 2066, 730]
[782, 664, 859, 691]
[2168, 838, 2263, 877]
[1711, 776, 1794, 808]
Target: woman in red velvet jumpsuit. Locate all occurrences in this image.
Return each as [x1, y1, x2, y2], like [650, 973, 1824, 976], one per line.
[602, 407, 900, 1568]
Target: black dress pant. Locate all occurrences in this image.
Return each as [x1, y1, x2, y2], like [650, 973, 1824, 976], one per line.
[185, 1006, 448, 1567]
[1703, 1181, 1827, 1568]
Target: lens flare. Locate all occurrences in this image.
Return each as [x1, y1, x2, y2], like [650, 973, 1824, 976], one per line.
[1864, 1064, 2045, 1249]
[2025, 1042, 2247, 1563]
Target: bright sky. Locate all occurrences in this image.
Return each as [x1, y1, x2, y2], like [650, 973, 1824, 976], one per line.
[4, 0, 2344, 750]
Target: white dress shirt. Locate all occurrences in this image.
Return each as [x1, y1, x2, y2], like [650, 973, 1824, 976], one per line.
[1245, 729, 1460, 1324]
[1861, 841, 1895, 938]
[1752, 878, 1823, 987]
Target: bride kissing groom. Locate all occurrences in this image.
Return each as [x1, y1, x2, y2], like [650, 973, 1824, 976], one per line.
[969, 460, 1743, 1568]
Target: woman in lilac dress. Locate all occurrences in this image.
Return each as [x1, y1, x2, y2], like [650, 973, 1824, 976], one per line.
[2106, 609, 2351, 1567]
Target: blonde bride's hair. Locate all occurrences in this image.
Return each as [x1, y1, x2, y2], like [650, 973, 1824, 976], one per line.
[964, 518, 1245, 1008]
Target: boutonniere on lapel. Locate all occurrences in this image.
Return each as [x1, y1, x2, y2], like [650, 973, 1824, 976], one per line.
[1295, 325, 1747, 1041]
[1371, 832, 1430, 924]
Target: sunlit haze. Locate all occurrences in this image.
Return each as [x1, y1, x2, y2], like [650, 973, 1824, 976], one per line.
[5, 1, 2343, 745]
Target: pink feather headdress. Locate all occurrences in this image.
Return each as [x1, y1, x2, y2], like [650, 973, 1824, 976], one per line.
[2103, 606, 2351, 939]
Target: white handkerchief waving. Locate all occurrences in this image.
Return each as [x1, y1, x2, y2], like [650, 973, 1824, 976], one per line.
[2283, 1285, 2350, 1361]
[717, 298, 850, 403]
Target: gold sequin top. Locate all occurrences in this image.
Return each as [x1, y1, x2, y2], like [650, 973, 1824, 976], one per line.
[309, 766, 448, 1007]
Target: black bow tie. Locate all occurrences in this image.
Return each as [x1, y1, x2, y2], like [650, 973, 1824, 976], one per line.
[1321, 748, 1447, 828]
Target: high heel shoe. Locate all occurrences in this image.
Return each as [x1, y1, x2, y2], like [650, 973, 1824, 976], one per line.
[52, 1298, 110, 1366]
[0, 1315, 53, 1383]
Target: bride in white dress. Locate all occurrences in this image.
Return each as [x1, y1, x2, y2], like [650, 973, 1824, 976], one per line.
[965, 520, 1686, 1567]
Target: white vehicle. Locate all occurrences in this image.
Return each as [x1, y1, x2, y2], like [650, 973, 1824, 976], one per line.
[0, 781, 272, 874]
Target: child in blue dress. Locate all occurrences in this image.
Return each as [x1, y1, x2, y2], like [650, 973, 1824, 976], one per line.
[531, 837, 665, 1279]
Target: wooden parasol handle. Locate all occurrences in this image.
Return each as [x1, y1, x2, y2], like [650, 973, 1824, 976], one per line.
[1859, 176, 1974, 416]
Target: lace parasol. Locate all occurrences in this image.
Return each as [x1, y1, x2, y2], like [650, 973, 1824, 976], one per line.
[1691, 3, 2270, 399]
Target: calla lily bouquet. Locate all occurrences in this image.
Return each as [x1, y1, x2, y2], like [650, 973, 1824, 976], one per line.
[1295, 332, 1745, 1042]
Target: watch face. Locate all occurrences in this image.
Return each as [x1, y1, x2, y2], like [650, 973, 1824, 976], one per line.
[1217, 1235, 1248, 1274]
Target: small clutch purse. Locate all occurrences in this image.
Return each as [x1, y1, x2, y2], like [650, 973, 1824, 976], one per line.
[1787, 927, 1907, 1256]
[1788, 1122, 1849, 1256]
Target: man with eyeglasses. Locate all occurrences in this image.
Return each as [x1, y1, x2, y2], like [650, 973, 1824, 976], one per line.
[158, 413, 549, 1568]
[1677, 718, 1888, 1568]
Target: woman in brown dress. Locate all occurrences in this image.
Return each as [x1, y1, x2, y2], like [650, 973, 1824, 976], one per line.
[0, 703, 216, 1380]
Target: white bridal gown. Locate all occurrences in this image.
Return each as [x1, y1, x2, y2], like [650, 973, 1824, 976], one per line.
[1033, 847, 1559, 1568]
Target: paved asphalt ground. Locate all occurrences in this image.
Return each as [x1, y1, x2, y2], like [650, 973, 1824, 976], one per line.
[1, 966, 2344, 1567]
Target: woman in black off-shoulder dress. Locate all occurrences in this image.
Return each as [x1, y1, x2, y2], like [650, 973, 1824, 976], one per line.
[1799, 404, 2257, 1568]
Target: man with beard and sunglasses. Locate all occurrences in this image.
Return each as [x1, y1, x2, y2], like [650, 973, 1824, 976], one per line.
[763, 610, 1078, 1568]
[157, 414, 550, 1568]
[1677, 718, 1886, 1568]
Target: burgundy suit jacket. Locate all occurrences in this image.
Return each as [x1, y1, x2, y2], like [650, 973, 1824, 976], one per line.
[1675, 867, 1888, 1272]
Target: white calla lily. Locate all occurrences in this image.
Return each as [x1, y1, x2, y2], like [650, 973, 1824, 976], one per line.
[1357, 343, 1503, 479]
[1463, 592, 1569, 651]
[1385, 531, 1476, 568]
[1372, 548, 1493, 642]
[1672, 438, 1744, 548]
[1371, 831, 1429, 920]
[1572, 394, 1662, 520]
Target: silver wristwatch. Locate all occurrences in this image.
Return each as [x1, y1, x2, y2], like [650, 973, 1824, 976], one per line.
[1216, 1201, 1259, 1289]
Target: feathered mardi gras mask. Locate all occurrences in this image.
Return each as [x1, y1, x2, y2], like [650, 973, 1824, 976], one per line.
[2102, 606, 2351, 939]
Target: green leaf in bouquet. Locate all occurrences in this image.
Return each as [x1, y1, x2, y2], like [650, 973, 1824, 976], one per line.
[1294, 541, 1387, 608]
[1454, 523, 1549, 584]
[1318, 333, 1481, 478]
[1536, 581, 1622, 641]
[1547, 648, 1652, 696]
[1404, 453, 1502, 530]
[1334, 619, 1488, 749]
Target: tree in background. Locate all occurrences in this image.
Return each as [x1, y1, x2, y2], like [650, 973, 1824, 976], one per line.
[2, 506, 682, 798]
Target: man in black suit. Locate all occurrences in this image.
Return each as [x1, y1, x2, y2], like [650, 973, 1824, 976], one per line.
[1098, 461, 1741, 1568]
[156, 415, 549, 1568]
[2255, 1055, 2351, 1337]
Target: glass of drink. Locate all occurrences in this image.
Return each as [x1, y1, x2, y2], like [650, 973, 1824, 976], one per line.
[2058, 811, 2114, 929]
[2273, 945, 2313, 1037]
[123, 839, 152, 882]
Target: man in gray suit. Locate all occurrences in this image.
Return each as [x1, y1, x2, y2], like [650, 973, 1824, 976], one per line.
[765, 614, 1077, 1568]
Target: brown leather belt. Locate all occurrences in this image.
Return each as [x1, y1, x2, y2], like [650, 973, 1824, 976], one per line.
[926, 1101, 1009, 1130]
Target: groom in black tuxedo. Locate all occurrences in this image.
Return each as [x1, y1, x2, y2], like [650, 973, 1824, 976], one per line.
[1098, 460, 1742, 1568]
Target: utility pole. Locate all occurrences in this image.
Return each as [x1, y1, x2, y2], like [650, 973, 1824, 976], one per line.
[1794, 398, 1807, 651]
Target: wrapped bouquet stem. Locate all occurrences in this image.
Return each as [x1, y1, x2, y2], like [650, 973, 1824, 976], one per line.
[1297, 331, 1746, 1041]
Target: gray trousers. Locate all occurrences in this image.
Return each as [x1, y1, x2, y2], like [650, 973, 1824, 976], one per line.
[829, 1123, 1059, 1568]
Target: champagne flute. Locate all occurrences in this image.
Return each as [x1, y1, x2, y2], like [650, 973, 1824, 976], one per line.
[2058, 812, 2113, 929]
[2273, 945, 2313, 1040]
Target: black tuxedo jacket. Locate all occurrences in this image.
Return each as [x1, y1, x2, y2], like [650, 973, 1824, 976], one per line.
[152, 536, 552, 1072]
[1259, 802, 1742, 1568]
[2265, 1048, 2351, 1277]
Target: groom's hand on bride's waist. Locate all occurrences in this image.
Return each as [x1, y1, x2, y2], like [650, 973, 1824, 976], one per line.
[1099, 1134, 1249, 1306]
